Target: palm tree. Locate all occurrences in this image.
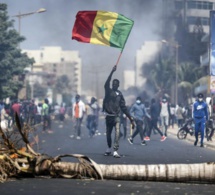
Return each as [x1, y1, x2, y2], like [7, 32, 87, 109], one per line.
[177, 62, 203, 104]
[142, 57, 175, 100]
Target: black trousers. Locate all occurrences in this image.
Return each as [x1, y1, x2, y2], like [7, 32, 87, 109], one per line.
[131, 119, 146, 140]
[105, 116, 120, 151]
[148, 118, 163, 137]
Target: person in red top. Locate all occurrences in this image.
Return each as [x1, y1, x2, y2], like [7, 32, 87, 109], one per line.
[11, 100, 21, 124]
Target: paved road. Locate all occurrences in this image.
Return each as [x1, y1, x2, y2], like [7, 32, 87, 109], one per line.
[1, 117, 215, 194]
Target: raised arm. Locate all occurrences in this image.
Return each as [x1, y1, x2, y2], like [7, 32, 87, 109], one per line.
[104, 65, 117, 88]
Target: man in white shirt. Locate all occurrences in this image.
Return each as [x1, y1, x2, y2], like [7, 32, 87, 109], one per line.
[160, 98, 170, 136]
[71, 94, 86, 139]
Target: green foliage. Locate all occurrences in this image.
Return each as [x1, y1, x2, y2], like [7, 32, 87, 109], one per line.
[178, 62, 202, 84]
[142, 56, 175, 96]
[0, 3, 34, 99]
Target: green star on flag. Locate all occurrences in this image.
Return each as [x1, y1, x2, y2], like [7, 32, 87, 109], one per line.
[72, 10, 134, 51]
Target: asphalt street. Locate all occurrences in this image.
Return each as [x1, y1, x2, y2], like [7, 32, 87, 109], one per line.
[1, 116, 215, 195]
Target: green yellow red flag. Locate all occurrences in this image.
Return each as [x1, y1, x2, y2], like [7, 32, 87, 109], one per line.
[72, 10, 134, 51]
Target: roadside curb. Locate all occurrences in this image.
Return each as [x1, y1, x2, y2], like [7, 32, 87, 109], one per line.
[168, 128, 215, 150]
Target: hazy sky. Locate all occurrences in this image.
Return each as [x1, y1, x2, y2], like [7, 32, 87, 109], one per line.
[2, 0, 163, 97]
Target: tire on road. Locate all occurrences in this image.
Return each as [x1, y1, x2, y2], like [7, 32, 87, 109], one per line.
[177, 129, 187, 140]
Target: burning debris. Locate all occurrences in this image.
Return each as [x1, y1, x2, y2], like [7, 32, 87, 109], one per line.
[0, 113, 102, 183]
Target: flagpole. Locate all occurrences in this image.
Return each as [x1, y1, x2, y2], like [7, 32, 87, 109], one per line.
[115, 52, 122, 66]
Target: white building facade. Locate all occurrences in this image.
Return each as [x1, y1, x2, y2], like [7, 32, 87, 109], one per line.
[23, 46, 82, 98]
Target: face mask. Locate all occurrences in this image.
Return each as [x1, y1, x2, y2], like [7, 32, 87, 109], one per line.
[198, 98, 203, 102]
[136, 100, 141, 104]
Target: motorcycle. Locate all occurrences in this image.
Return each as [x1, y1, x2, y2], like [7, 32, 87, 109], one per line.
[177, 118, 194, 140]
[205, 118, 215, 141]
[177, 118, 215, 140]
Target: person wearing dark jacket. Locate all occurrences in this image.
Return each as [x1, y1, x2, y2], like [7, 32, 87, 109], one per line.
[145, 98, 166, 141]
[103, 65, 135, 158]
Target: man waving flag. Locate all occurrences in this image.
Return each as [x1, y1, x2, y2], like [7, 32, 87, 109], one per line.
[72, 10, 134, 51]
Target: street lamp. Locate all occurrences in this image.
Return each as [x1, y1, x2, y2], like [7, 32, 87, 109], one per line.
[12, 8, 46, 98]
[12, 8, 46, 34]
[161, 40, 180, 105]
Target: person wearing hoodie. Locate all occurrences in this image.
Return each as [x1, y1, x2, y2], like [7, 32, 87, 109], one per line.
[128, 96, 151, 146]
[192, 93, 208, 147]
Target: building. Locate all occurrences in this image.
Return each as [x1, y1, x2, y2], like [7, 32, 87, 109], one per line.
[162, 0, 215, 98]
[23, 46, 82, 100]
[173, 0, 215, 34]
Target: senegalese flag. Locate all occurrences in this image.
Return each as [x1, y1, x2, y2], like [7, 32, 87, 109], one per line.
[72, 10, 134, 51]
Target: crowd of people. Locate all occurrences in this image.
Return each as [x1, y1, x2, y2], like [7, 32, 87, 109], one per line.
[0, 98, 69, 134]
[0, 65, 212, 158]
[100, 65, 212, 158]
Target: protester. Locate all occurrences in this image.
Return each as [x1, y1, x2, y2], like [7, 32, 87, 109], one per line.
[53, 103, 60, 120]
[11, 100, 21, 124]
[128, 96, 150, 145]
[36, 103, 42, 124]
[145, 98, 167, 141]
[70, 94, 86, 139]
[192, 93, 208, 147]
[59, 104, 66, 122]
[1, 105, 12, 130]
[169, 104, 176, 128]
[160, 97, 170, 136]
[41, 98, 52, 133]
[103, 65, 135, 158]
[28, 99, 37, 125]
[86, 97, 98, 138]
[176, 103, 184, 128]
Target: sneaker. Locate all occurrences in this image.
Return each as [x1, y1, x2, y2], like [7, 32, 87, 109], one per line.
[76, 136, 81, 140]
[194, 140, 198, 146]
[160, 136, 167, 142]
[200, 143, 204, 147]
[104, 148, 111, 156]
[144, 136, 150, 141]
[113, 151, 121, 158]
[70, 135, 74, 138]
[127, 137, 133, 144]
[47, 130, 54, 134]
[141, 141, 147, 146]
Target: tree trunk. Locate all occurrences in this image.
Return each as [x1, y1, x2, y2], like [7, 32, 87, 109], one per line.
[51, 162, 215, 183]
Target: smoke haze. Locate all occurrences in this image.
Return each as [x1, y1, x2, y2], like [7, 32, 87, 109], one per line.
[3, 0, 163, 98]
